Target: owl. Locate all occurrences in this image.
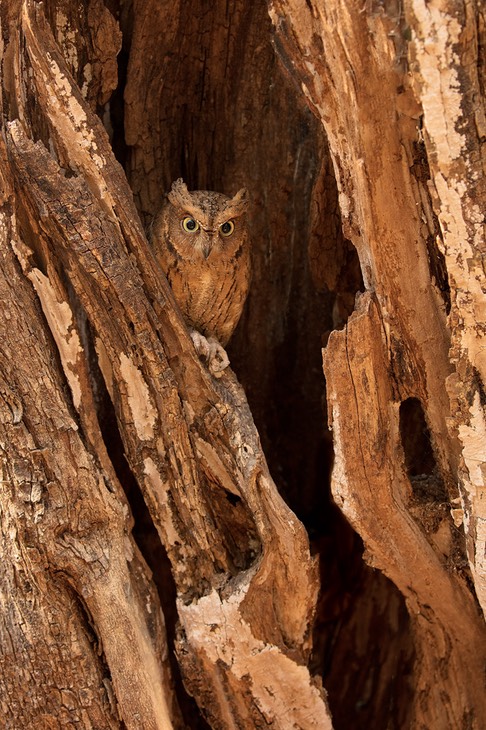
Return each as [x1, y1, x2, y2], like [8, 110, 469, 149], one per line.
[150, 178, 251, 375]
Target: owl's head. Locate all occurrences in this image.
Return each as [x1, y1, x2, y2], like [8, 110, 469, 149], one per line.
[164, 178, 249, 260]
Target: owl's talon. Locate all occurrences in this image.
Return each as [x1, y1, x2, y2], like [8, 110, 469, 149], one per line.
[190, 330, 209, 359]
[207, 339, 230, 377]
[190, 331, 230, 377]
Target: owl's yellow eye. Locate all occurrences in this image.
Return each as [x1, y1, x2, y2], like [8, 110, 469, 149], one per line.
[220, 220, 235, 237]
[182, 217, 200, 233]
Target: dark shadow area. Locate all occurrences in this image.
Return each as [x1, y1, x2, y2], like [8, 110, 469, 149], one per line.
[400, 397, 438, 480]
[399, 396, 448, 503]
[399, 397, 473, 592]
[410, 136, 451, 315]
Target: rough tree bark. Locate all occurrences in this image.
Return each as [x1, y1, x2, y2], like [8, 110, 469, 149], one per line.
[1, 2, 328, 728]
[0, 1, 484, 729]
[270, 0, 486, 727]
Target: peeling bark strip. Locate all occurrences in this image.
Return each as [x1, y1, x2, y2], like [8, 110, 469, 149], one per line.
[1, 1, 331, 727]
[178, 578, 330, 729]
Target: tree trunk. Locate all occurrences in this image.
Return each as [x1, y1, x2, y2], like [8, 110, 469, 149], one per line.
[0, 1, 484, 729]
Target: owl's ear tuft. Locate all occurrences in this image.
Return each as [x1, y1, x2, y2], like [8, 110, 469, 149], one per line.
[227, 187, 249, 217]
[168, 178, 193, 208]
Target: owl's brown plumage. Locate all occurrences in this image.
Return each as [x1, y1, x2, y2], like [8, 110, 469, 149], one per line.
[151, 178, 251, 348]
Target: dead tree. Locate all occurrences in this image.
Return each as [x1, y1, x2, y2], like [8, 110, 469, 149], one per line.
[0, 1, 484, 728]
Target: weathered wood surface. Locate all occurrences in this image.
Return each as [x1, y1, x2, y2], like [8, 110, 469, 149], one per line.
[407, 0, 486, 615]
[270, 0, 486, 726]
[1, 1, 330, 727]
[1, 0, 485, 727]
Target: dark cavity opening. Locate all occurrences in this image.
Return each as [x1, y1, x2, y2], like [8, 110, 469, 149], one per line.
[399, 397, 448, 504]
[399, 397, 436, 479]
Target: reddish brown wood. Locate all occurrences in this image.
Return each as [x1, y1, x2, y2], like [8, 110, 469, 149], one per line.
[0, 0, 484, 728]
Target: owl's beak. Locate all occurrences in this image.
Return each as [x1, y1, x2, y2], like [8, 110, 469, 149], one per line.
[201, 230, 217, 259]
